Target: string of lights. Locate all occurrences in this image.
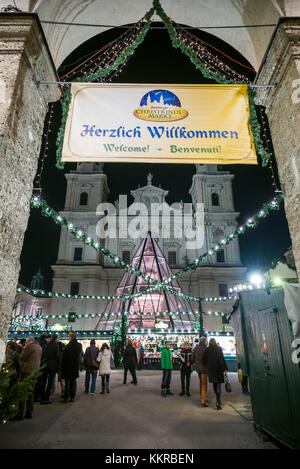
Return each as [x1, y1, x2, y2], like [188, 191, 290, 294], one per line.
[16, 285, 238, 304]
[30, 193, 284, 303]
[258, 106, 281, 192]
[12, 310, 229, 322]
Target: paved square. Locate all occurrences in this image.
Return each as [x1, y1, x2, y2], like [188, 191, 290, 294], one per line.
[0, 371, 277, 449]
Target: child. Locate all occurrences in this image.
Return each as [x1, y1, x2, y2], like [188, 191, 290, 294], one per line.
[179, 342, 193, 396]
[160, 342, 174, 397]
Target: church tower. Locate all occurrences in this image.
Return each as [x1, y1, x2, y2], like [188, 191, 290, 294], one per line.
[50, 163, 110, 327]
[189, 164, 242, 265]
[186, 164, 245, 331]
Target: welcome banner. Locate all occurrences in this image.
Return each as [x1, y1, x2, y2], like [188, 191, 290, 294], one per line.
[61, 83, 258, 165]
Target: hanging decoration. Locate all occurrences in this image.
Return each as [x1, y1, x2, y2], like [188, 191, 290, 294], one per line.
[54, 0, 272, 169]
[56, 5, 155, 169]
[62, 83, 258, 165]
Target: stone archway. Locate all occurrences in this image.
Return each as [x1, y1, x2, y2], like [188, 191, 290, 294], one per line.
[1, 0, 300, 351]
[32, 0, 280, 69]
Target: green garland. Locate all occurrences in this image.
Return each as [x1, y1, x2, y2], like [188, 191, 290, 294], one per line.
[111, 313, 128, 366]
[153, 0, 234, 85]
[30, 193, 284, 303]
[56, 87, 72, 169]
[54, 0, 272, 168]
[248, 88, 271, 166]
[55, 6, 155, 169]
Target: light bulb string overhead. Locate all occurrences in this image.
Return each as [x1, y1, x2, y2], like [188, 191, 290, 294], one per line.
[59, 15, 146, 81]
[16, 285, 238, 304]
[11, 309, 228, 323]
[54, 0, 273, 169]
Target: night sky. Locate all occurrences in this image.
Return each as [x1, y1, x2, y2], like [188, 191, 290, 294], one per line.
[19, 22, 291, 290]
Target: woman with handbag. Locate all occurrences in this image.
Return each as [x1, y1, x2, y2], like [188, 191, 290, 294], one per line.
[83, 339, 99, 395]
[203, 338, 228, 410]
[97, 343, 114, 394]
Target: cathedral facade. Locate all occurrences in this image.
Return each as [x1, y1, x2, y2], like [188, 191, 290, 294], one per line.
[50, 163, 245, 332]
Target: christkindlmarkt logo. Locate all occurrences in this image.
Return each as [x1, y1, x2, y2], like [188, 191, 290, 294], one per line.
[134, 89, 188, 122]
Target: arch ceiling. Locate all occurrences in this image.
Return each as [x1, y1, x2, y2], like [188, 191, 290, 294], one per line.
[3, 0, 300, 70]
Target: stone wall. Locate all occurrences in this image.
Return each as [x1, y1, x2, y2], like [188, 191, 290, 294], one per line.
[255, 18, 300, 278]
[0, 13, 61, 347]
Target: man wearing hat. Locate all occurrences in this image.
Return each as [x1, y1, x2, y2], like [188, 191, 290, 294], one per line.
[40, 333, 60, 404]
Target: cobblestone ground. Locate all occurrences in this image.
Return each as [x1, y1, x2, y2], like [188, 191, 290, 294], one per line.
[0, 370, 277, 449]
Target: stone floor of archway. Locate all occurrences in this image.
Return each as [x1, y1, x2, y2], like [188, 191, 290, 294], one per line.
[0, 370, 277, 449]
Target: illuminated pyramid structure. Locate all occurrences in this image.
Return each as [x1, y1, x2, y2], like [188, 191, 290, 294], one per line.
[95, 232, 197, 331]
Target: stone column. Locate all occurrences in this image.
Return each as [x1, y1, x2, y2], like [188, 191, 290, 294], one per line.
[255, 17, 300, 277]
[0, 13, 61, 349]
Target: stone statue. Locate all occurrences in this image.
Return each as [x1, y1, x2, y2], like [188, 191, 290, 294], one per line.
[147, 172, 153, 185]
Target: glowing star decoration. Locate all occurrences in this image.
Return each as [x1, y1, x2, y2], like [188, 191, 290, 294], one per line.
[134, 89, 188, 122]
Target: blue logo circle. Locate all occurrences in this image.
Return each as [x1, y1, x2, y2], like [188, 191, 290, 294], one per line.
[140, 89, 181, 108]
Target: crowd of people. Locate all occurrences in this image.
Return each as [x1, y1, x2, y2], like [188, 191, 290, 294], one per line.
[160, 337, 229, 410]
[4, 332, 246, 421]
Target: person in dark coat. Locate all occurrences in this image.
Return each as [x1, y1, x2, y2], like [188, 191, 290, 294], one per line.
[138, 345, 144, 370]
[179, 342, 193, 396]
[192, 337, 209, 407]
[203, 338, 228, 410]
[37, 332, 47, 352]
[34, 332, 48, 402]
[40, 334, 60, 404]
[84, 339, 99, 395]
[61, 332, 82, 402]
[56, 340, 65, 396]
[123, 340, 138, 385]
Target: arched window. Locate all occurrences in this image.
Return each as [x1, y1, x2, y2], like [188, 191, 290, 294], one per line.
[212, 193, 219, 206]
[80, 192, 88, 206]
[216, 250, 225, 263]
[122, 251, 131, 264]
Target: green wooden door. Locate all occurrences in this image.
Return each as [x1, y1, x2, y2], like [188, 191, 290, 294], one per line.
[256, 306, 294, 444]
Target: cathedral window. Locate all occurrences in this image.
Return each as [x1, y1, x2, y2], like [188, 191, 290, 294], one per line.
[212, 193, 220, 206]
[35, 307, 43, 317]
[70, 282, 80, 295]
[80, 192, 88, 206]
[216, 250, 225, 263]
[74, 247, 83, 261]
[218, 284, 228, 297]
[168, 251, 177, 266]
[122, 251, 131, 264]
[222, 314, 230, 325]
[68, 312, 77, 323]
